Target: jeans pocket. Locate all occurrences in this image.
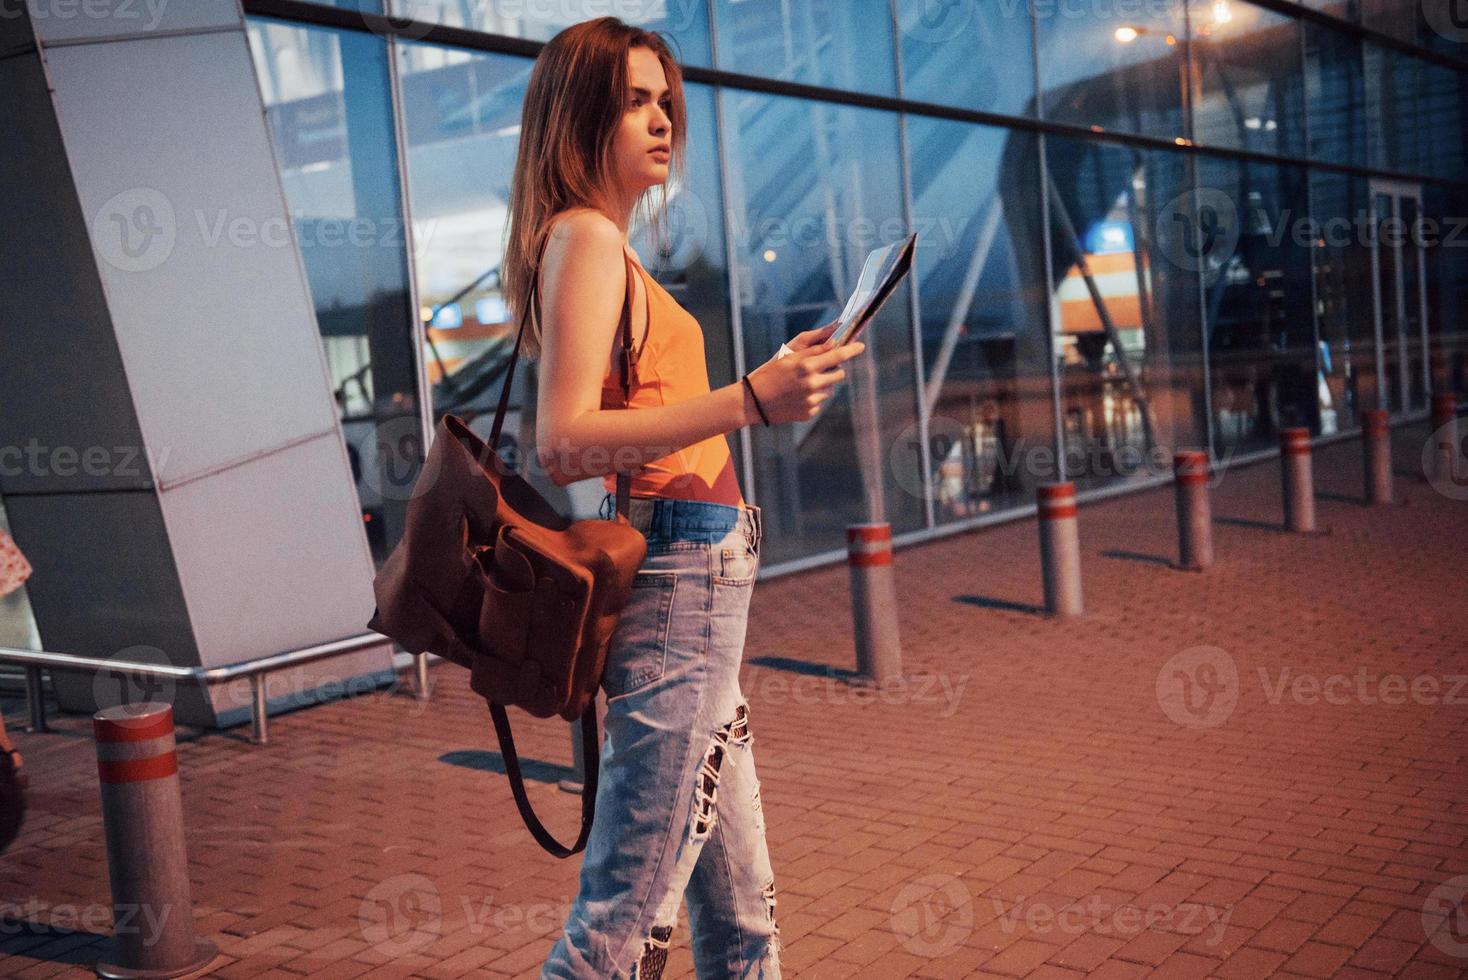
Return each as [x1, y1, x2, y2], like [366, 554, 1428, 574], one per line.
[713, 542, 759, 587]
[602, 569, 678, 701]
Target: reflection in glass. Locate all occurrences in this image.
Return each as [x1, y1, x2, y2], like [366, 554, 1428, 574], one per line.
[1191, 1, 1305, 156]
[895, 0, 1036, 115]
[392, 0, 712, 65]
[1044, 137, 1205, 490]
[1034, 0, 1186, 139]
[907, 118, 1053, 521]
[720, 91, 919, 562]
[246, 19, 421, 564]
[1194, 158, 1316, 451]
[1424, 184, 1468, 399]
[1304, 20, 1365, 168]
[1365, 45, 1466, 182]
[712, 0, 896, 96]
[1310, 170, 1376, 430]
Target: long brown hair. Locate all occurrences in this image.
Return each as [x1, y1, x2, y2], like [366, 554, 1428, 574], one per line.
[501, 17, 687, 360]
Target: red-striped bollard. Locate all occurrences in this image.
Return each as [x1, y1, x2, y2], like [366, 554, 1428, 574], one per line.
[1280, 427, 1316, 532]
[1362, 409, 1392, 506]
[1173, 451, 1214, 571]
[1037, 483, 1083, 616]
[1431, 394, 1457, 483]
[847, 524, 902, 685]
[93, 704, 217, 979]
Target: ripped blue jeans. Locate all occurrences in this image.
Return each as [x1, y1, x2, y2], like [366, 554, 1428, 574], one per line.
[541, 494, 781, 980]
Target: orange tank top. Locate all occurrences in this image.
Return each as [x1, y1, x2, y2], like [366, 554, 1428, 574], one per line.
[600, 251, 745, 506]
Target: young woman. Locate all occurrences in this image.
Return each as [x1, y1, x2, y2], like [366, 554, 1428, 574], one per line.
[501, 16, 865, 980]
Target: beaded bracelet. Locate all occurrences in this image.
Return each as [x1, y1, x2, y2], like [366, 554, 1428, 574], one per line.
[741, 373, 771, 427]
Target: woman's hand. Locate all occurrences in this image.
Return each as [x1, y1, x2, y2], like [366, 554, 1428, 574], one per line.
[744, 331, 866, 426]
[782, 320, 840, 354]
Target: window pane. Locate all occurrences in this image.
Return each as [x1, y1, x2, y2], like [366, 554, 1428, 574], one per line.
[895, 1, 1036, 115]
[1034, 0, 1187, 140]
[1192, 158, 1317, 452]
[246, 18, 421, 564]
[720, 91, 920, 562]
[1310, 170, 1377, 430]
[1191, 1, 1306, 156]
[1424, 184, 1468, 399]
[1361, 0, 1468, 58]
[392, 0, 713, 65]
[1366, 45, 1468, 181]
[1304, 20, 1365, 167]
[907, 117, 1054, 522]
[1044, 137, 1206, 491]
[712, 0, 896, 96]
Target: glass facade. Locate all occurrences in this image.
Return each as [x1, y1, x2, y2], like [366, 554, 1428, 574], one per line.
[244, 0, 1468, 573]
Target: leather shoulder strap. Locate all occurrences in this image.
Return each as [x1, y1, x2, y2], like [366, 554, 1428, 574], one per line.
[483, 227, 640, 858]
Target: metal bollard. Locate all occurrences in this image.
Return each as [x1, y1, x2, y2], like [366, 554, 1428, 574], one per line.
[1037, 483, 1084, 616]
[847, 524, 902, 685]
[1172, 450, 1214, 571]
[559, 695, 607, 794]
[1279, 427, 1317, 532]
[1431, 393, 1458, 484]
[1362, 409, 1393, 506]
[93, 703, 217, 980]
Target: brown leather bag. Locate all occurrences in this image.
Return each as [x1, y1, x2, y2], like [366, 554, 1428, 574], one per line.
[367, 237, 647, 857]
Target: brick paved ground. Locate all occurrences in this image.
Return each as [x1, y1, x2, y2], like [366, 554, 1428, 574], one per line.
[3, 422, 1466, 979]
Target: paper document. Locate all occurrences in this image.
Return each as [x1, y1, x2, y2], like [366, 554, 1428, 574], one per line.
[775, 233, 917, 359]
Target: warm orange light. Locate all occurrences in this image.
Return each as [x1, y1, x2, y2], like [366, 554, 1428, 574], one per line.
[1115, 26, 1140, 43]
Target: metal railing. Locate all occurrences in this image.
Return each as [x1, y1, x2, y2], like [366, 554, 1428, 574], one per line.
[0, 635, 430, 745]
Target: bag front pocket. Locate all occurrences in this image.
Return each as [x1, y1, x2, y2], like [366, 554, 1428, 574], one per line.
[602, 570, 677, 701]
